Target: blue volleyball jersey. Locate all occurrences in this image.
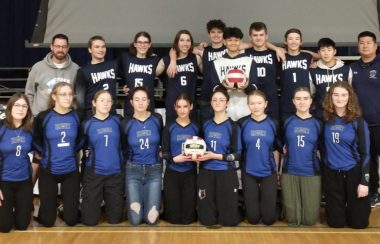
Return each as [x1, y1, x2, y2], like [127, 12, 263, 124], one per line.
[309, 60, 351, 119]
[350, 56, 380, 126]
[245, 49, 279, 118]
[323, 116, 370, 185]
[239, 116, 280, 177]
[283, 115, 322, 176]
[75, 59, 118, 119]
[201, 45, 227, 101]
[163, 54, 199, 120]
[118, 53, 160, 115]
[33, 109, 80, 175]
[121, 113, 163, 165]
[202, 118, 242, 170]
[162, 121, 199, 172]
[0, 122, 33, 182]
[279, 52, 312, 114]
[81, 115, 123, 175]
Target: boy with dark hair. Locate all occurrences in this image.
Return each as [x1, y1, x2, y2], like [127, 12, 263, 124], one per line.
[210, 27, 258, 121]
[197, 19, 228, 122]
[309, 37, 352, 119]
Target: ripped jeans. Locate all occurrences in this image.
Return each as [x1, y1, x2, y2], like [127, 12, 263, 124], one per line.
[125, 162, 162, 225]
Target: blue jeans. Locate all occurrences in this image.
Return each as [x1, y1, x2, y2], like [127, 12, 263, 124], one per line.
[125, 162, 162, 225]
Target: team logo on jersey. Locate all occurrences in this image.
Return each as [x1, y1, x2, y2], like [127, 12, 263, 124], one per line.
[365, 173, 370, 183]
[369, 70, 377, 79]
[11, 136, 25, 144]
[198, 189, 206, 199]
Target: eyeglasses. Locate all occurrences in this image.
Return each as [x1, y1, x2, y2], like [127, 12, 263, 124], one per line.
[53, 45, 68, 49]
[14, 103, 28, 109]
[211, 99, 227, 103]
[136, 41, 150, 46]
[56, 93, 74, 97]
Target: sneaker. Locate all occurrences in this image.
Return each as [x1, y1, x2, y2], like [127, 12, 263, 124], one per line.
[370, 193, 380, 208]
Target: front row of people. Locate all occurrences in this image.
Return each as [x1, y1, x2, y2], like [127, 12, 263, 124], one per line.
[0, 81, 370, 232]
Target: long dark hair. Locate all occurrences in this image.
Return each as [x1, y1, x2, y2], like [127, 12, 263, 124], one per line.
[4, 93, 33, 131]
[129, 31, 153, 57]
[173, 30, 194, 56]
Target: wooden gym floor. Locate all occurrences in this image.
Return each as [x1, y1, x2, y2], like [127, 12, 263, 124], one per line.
[1, 206, 379, 244]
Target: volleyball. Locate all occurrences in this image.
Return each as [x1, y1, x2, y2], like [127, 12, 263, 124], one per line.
[225, 68, 247, 89]
[183, 136, 206, 160]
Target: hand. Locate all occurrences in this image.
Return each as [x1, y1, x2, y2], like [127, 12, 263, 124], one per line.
[166, 61, 177, 78]
[309, 61, 318, 69]
[173, 154, 192, 163]
[34, 151, 41, 160]
[222, 80, 236, 90]
[275, 47, 287, 62]
[84, 149, 90, 157]
[123, 85, 130, 95]
[198, 42, 208, 50]
[0, 190, 3, 207]
[198, 151, 215, 161]
[237, 79, 249, 90]
[282, 146, 287, 155]
[277, 174, 282, 186]
[357, 184, 369, 198]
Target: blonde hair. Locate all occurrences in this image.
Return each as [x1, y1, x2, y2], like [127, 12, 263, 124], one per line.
[47, 82, 74, 109]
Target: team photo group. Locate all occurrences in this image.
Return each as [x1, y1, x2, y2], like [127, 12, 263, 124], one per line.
[1, 19, 380, 233]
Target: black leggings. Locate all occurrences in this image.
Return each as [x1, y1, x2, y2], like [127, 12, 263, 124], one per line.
[242, 172, 278, 225]
[369, 125, 380, 195]
[163, 167, 197, 224]
[38, 168, 80, 227]
[0, 179, 33, 233]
